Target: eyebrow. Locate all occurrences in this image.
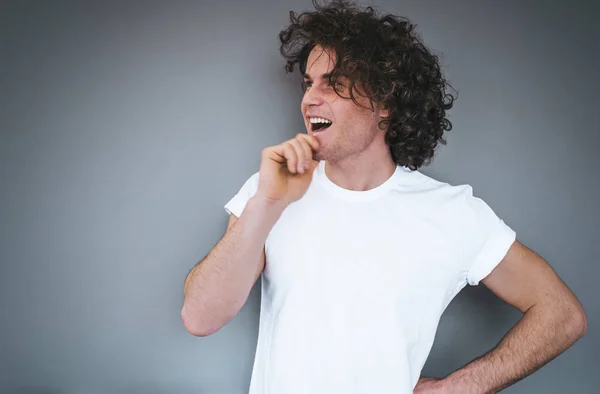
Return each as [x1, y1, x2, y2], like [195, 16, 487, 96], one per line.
[303, 73, 331, 81]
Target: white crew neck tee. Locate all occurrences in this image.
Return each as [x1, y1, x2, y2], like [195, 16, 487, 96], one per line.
[224, 160, 516, 394]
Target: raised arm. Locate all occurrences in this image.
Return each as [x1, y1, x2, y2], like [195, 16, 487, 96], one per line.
[181, 133, 320, 336]
[181, 197, 284, 336]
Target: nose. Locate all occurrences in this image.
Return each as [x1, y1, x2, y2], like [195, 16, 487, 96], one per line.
[301, 84, 325, 108]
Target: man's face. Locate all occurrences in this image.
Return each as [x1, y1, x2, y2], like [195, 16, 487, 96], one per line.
[301, 45, 388, 162]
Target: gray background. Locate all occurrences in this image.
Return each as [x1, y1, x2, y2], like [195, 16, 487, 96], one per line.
[1, 0, 598, 393]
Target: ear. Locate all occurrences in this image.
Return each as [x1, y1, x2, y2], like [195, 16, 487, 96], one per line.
[378, 104, 389, 119]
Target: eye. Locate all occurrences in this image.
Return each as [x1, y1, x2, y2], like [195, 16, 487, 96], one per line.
[329, 79, 345, 90]
[302, 80, 312, 91]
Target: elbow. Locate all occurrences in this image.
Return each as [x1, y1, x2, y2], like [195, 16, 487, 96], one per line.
[180, 303, 223, 337]
[573, 310, 588, 338]
[567, 303, 588, 341]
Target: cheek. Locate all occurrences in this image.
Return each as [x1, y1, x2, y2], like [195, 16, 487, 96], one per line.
[344, 110, 376, 128]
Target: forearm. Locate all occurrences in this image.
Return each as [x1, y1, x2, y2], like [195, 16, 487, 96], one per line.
[444, 303, 587, 393]
[181, 196, 285, 336]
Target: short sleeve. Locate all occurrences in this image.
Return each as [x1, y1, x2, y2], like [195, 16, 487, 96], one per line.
[224, 171, 260, 218]
[456, 185, 517, 286]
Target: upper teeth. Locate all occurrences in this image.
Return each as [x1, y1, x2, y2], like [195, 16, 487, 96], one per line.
[309, 117, 332, 124]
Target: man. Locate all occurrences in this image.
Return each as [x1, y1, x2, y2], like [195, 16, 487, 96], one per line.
[181, 1, 587, 393]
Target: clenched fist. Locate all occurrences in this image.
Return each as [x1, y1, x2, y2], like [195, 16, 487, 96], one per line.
[255, 133, 320, 207]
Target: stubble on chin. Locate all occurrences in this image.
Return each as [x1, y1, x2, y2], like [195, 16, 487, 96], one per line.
[313, 150, 325, 162]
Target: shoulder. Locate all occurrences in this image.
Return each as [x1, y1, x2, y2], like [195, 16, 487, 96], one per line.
[390, 169, 497, 232]
[224, 170, 261, 218]
[393, 168, 473, 203]
[237, 170, 261, 193]
[406, 170, 513, 241]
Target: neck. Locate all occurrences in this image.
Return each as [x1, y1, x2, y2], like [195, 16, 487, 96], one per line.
[325, 136, 397, 191]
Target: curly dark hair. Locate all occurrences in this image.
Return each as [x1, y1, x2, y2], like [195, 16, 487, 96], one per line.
[279, 0, 456, 170]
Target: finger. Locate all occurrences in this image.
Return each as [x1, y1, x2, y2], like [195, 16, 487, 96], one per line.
[281, 142, 298, 174]
[297, 133, 320, 156]
[288, 138, 307, 173]
[295, 134, 314, 170]
[264, 146, 285, 164]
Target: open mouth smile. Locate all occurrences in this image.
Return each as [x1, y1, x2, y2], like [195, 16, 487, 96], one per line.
[308, 117, 333, 133]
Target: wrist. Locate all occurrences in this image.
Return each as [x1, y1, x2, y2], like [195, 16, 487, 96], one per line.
[442, 369, 483, 394]
[248, 194, 288, 217]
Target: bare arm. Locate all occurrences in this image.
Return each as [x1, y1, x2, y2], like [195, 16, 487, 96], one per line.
[180, 196, 286, 336]
[441, 241, 587, 393]
[181, 133, 320, 337]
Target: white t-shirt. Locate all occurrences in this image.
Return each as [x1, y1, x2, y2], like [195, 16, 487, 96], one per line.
[224, 160, 516, 394]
